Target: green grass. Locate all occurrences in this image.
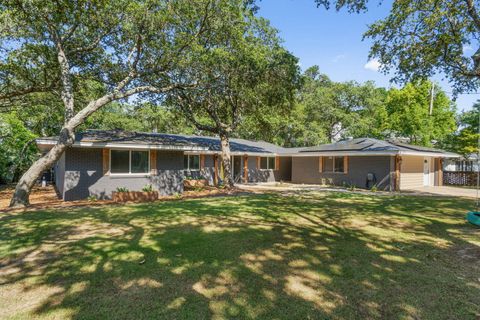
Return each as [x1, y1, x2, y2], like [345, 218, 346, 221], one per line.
[0, 192, 479, 319]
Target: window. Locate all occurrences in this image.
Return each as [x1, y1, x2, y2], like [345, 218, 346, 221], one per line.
[184, 155, 200, 170]
[260, 157, 276, 170]
[131, 151, 149, 173]
[110, 150, 149, 174]
[322, 156, 346, 173]
[334, 156, 344, 173]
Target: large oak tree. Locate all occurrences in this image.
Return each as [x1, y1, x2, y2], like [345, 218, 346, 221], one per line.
[0, 0, 245, 207]
[169, 6, 300, 187]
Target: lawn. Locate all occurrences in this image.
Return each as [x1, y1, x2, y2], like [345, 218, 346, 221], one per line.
[0, 192, 479, 319]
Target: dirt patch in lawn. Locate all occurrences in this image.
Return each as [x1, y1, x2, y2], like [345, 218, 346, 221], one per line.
[0, 185, 254, 213]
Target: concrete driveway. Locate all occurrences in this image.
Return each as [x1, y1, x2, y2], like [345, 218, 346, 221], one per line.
[238, 182, 478, 199]
[404, 186, 478, 199]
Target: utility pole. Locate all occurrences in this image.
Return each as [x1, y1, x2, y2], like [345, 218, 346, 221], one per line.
[429, 82, 435, 115]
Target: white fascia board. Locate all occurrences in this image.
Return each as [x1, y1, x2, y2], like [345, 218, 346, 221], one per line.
[185, 150, 278, 156]
[286, 150, 460, 158]
[288, 151, 399, 157]
[398, 151, 461, 158]
[36, 140, 207, 151]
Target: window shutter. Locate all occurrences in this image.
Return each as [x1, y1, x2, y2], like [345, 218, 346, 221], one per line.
[200, 154, 205, 169]
[319, 156, 323, 173]
[150, 150, 157, 175]
[102, 149, 110, 175]
[256, 156, 260, 169]
[344, 156, 349, 174]
[275, 156, 280, 171]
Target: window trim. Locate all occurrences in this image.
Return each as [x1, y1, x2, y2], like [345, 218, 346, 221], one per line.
[259, 156, 276, 170]
[110, 149, 150, 176]
[321, 156, 347, 174]
[184, 154, 200, 171]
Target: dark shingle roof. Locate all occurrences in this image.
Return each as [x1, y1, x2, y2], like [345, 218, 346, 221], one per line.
[37, 131, 458, 156]
[297, 137, 456, 155]
[39, 130, 288, 154]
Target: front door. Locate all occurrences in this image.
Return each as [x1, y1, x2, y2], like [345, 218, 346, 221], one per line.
[423, 157, 430, 186]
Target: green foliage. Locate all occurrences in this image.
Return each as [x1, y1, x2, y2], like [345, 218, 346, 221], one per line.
[142, 185, 153, 192]
[115, 187, 129, 193]
[83, 102, 197, 134]
[446, 103, 479, 156]
[385, 80, 456, 146]
[0, 113, 37, 183]
[87, 195, 98, 202]
[315, 0, 480, 93]
[169, 2, 300, 139]
[239, 66, 388, 146]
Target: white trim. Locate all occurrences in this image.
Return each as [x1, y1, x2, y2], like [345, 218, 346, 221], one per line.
[259, 156, 276, 170]
[36, 140, 207, 151]
[184, 150, 279, 157]
[35, 139, 460, 158]
[321, 156, 346, 174]
[110, 149, 150, 176]
[184, 154, 200, 171]
[288, 151, 460, 158]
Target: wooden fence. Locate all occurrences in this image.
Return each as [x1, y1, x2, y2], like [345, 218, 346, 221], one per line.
[443, 171, 478, 186]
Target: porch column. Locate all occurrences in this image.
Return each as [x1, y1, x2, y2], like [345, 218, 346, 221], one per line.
[213, 154, 219, 186]
[243, 155, 248, 183]
[394, 155, 402, 191]
[438, 158, 443, 186]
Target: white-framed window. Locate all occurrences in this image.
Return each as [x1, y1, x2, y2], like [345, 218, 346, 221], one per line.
[184, 154, 200, 171]
[322, 156, 345, 173]
[260, 157, 276, 170]
[110, 149, 150, 174]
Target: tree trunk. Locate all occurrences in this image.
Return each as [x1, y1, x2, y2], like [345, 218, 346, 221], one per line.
[8, 84, 178, 207]
[219, 133, 234, 188]
[9, 128, 74, 207]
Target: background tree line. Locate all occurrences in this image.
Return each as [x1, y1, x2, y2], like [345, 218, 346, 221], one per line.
[2, 63, 471, 185]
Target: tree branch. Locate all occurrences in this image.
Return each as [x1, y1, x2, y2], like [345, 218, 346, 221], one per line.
[465, 0, 480, 32]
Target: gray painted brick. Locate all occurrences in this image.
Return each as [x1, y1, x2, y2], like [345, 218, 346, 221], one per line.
[63, 148, 184, 201]
[292, 156, 393, 190]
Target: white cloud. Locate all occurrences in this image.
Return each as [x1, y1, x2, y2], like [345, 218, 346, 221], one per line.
[463, 44, 473, 52]
[332, 54, 347, 63]
[364, 58, 382, 72]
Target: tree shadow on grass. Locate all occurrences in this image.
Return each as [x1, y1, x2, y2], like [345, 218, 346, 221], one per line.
[0, 192, 479, 319]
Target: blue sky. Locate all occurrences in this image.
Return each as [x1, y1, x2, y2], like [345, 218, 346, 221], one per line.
[258, 0, 478, 112]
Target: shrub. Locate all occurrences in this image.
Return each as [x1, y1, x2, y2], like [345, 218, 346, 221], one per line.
[142, 184, 154, 192]
[116, 187, 129, 192]
[87, 195, 97, 202]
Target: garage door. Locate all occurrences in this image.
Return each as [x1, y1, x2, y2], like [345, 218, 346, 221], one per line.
[400, 156, 424, 189]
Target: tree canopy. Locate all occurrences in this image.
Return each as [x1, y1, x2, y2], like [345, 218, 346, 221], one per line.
[385, 80, 457, 145]
[168, 4, 300, 186]
[314, 0, 480, 94]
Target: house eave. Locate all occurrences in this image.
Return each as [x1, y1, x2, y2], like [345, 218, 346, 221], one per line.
[286, 150, 460, 158]
[36, 139, 208, 152]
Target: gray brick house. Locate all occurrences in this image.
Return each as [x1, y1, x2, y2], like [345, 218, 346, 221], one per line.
[36, 130, 458, 201]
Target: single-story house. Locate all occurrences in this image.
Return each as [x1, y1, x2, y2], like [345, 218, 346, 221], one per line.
[36, 130, 459, 201]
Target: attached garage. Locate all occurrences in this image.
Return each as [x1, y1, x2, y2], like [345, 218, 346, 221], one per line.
[399, 156, 437, 189]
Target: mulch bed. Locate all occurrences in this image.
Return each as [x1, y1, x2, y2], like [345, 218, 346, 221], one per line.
[0, 185, 253, 213]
